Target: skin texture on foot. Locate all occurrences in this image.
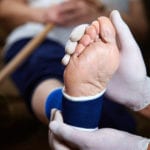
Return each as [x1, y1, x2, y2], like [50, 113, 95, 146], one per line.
[63, 16, 120, 97]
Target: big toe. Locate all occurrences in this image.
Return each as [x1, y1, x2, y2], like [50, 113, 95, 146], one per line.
[98, 16, 116, 44]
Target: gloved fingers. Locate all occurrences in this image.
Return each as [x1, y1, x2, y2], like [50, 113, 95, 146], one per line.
[65, 40, 78, 55]
[49, 109, 59, 146]
[110, 10, 138, 49]
[53, 109, 63, 122]
[66, 24, 89, 56]
[61, 54, 71, 66]
[62, 24, 89, 66]
[49, 127, 70, 150]
[51, 136, 70, 150]
[50, 108, 57, 121]
[50, 120, 91, 148]
[66, 24, 89, 55]
[70, 24, 89, 42]
[49, 110, 69, 150]
[110, 10, 146, 74]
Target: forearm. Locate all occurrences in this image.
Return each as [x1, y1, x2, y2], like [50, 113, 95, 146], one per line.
[0, 0, 45, 29]
[31, 79, 63, 124]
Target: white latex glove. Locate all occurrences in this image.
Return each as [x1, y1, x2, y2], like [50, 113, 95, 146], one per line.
[49, 109, 70, 150]
[62, 24, 89, 65]
[50, 110, 150, 150]
[62, 10, 150, 111]
[106, 10, 150, 111]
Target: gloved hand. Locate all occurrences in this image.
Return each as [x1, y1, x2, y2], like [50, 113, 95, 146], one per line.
[62, 10, 150, 111]
[49, 110, 150, 150]
[49, 109, 70, 150]
[106, 10, 150, 111]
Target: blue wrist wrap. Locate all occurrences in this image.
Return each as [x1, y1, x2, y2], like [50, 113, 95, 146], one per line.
[62, 95, 104, 129]
[45, 88, 62, 120]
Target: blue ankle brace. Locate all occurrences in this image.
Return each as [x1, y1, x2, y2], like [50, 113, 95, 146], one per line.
[45, 88, 62, 120]
[62, 91, 104, 129]
[45, 88, 104, 129]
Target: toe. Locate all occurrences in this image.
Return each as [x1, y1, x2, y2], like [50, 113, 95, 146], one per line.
[79, 34, 92, 47]
[98, 17, 116, 44]
[91, 20, 100, 34]
[75, 43, 85, 56]
[86, 25, 97, 41]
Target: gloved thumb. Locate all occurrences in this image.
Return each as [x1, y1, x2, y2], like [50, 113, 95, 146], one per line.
[110, 10, 146, 79]
[110, 10, 138, 50]
[49, 120, 90, 148]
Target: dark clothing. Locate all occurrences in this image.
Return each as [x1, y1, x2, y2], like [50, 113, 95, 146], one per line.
[4, 38, 65, 111]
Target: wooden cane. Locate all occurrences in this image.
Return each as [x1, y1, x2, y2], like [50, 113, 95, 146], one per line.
[0, 23, 55, 82]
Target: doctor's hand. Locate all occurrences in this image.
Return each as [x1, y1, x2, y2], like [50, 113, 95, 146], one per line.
[49, 110, 150, 150]
[106, 10, 150, 111]
[49, 109, 71, 150]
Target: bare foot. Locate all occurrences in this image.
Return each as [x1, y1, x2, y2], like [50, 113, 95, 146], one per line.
[64, 17, 120, 97]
